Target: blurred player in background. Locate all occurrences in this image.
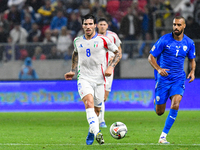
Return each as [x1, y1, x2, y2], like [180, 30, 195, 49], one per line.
[64, 14, 121, 145]
[97, 18, 122, 128]
[148, 16, 196, 144]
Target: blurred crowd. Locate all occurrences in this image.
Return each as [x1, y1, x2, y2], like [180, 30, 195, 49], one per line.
[0, 0, 200, 61]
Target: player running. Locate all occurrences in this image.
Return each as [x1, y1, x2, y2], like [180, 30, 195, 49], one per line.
[148, 16, 196, 144]
[97, 18, 122, 128]
[64, 14, 121, 145]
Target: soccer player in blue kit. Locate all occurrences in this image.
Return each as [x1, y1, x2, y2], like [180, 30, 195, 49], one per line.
[148, 16, 196, 144]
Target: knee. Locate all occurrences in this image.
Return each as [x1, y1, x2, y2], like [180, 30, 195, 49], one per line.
[156, 111, 165, 116]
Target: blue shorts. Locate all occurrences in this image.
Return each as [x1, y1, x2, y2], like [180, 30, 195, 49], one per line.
[155, 79, 185, 105]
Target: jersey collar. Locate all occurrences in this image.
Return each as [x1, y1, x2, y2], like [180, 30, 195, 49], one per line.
[83, 32, 98, 40]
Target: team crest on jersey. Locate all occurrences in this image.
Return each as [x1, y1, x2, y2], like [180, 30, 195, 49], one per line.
[183, 46, 187, 51]
[151, 45, 155, 51]
[94, 41, 98, 48]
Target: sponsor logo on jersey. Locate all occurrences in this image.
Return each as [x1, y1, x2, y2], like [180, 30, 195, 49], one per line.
[176, 46, 181, 49]
[183, 46, 187, 51]
[94, 41, 98, 47]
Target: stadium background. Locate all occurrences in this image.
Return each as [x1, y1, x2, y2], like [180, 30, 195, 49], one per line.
[0, 0, 199, 111]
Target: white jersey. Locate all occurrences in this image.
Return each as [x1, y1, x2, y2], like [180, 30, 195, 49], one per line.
[74, 32, 118, 84]
[105, 30, 121, 66]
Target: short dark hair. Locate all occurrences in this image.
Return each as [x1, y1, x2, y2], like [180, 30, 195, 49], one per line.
[82, 14, 96, 24]
[97, 18, 108, 24]
[174, 16, 185, 21]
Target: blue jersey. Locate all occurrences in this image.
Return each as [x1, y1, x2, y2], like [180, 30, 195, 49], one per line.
[150, 33, 196, 82]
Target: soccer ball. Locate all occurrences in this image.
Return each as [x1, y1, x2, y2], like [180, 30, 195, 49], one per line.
[110, 122, 128, 139]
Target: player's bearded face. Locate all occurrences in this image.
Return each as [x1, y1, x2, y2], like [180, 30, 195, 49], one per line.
[173, 18, 185, 36]
[83, 19, 96, 36]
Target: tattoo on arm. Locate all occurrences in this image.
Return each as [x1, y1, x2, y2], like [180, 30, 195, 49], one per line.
[109, 49, 122, 68]
[71, 52, 78, 72]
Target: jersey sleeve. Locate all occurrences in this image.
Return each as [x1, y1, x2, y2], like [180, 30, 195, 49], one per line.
[73, 37, 78, 52]
[150, 36, 165, 57]
[187, 41, 196, 59]
[113, 33, 122, 47]
[100, 36, 118, 53]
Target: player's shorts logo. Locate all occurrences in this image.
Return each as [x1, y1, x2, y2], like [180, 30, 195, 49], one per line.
[156, 96, 160, 102]
[78, 83, 82, 90]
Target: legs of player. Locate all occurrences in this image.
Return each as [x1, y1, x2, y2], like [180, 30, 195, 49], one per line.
[99, 90, 109, 128]
[83, 94, 102, 145]
[157, 94, 182, 144]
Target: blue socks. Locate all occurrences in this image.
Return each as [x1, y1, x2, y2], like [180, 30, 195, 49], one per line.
[163, 109, 178, 134]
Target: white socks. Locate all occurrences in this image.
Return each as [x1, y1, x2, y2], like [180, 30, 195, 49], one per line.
[160, 132, 167, 139]
[99, 101, 105, 123]
[86, 108, 99, 136]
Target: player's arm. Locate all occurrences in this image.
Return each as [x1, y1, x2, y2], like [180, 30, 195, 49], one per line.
[105, 47, 122, 76]
[148, 54, 169, 76]
[187, 58, 196, 83]
[64, 51, 78, 80]
[109, 45, 122, 65]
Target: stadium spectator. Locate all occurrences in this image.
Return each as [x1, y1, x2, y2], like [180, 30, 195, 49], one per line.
[20, 4, 36, 22]
[19, 57, 39, 80]
[25, 0, 44, 13]
[4, 36, 20, 61]
[43, 29, 57, 43]
[0, 13, 10, 33]
[37, 0, 55, 33]
[0, 22, 8, 61]
[9, 22, 28, 44]
[47, 46, 61, 59]
[27, 23, 41, 42]
[79, 0, 92, 17]
[178, 0, 194, 19]
[43, 29, 56, 54]
[138, 32, 154, 58]
[50, 10, 67, 37]
[185, 16, 200, 39]
[119, 7, 141, 58]
[32, 46, 46, 60]
[7, 5, 21, 28]
[53, 0, 67, 16]
[91, 0, 106, 17]
[57, 26, 72, 59]
[0, 0, 8, 13]
[7, 0, 25, 10]
[193, 0, 200, 25]
[21, 13, 35, 32]
[67, 12, 82, 38]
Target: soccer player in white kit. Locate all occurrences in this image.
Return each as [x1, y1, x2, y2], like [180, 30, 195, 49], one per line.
[64, 14, 121, 145]
[97, 18, 122, 128]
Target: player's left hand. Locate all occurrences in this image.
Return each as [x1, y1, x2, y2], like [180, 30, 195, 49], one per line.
[105, 66, 114, 76]
[187, 72, 195, 83]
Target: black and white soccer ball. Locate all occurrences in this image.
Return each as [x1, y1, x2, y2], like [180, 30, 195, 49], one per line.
[110, 122, 128, 139]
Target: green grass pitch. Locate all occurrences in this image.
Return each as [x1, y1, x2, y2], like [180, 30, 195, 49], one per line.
[0, 111, 200, 150]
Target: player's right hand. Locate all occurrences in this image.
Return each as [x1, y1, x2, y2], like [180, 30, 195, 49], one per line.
[158, 68, 169, 76]
[64, 71, 75, 80]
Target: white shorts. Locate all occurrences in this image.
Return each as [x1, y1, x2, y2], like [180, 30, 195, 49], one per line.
[105, 73, 114, 92]
[77, 79, 104, 107]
